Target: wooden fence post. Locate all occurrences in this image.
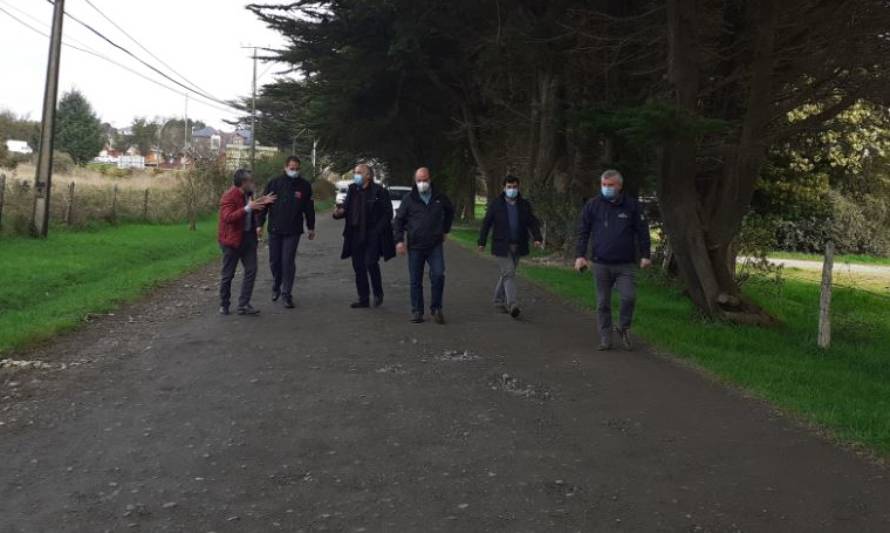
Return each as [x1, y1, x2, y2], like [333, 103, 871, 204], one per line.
[0, 173, 6, 230]
[818, 241, 834, 349]
[142, 188, 150, 220]
[111, 184, 118, 223]
[65, 181, 75, 225]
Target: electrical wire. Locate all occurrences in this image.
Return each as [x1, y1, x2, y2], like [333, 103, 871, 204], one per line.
[44, 0, 237, 109]
[0, 5, 241, 116]
[79, 0, 223, 102]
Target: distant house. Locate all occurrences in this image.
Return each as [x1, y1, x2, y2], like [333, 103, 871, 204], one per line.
[192, 127, 223, 157]
[5, 140, 33, 155]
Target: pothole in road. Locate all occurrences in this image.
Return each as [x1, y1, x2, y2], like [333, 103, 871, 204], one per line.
[488, 373, 552, 401]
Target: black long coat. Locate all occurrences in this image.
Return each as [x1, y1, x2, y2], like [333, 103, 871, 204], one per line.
[478, 193, 543, 257]
[334, 182, 396, 262]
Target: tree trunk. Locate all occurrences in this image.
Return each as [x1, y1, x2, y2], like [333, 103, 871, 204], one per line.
[660, 0, 779, 325]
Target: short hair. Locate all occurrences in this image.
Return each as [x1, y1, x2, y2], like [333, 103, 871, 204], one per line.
[233, 168, 252, 187]
[503, 175, 520, 185]
[356, 163, 374, 179]
[600, 169, 623, 184]
[286, 155, 301, 166]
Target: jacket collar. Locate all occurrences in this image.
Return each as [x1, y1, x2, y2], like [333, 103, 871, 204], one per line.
[411, 184, 437, 201]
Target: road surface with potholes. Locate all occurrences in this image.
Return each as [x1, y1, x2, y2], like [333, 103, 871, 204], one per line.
[1, 216, 889, 532]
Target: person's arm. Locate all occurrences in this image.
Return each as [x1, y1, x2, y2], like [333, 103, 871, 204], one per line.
[477, 201, 495, 249]
[256, 180, 273, 229]
[575, 201, 593, 259]
[220, 193, 247, 224]
[442, 195, 455, 235]
[527, 201, 544, 244]
[333, 187, 351, 220]
[635, 202, 652, 264]
[305, 182, 316, 232]
[393, 198, 409, 243]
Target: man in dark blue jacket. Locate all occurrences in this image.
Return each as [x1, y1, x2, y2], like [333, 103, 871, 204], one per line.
[394, 167, 455, 324]
[575, 170, 652, 350]
[477, 175, 543, 318]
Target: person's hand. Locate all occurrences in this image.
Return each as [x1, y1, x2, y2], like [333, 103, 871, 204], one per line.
[308, 230, 316, 241]
[533, 240, 543, 249]
[396, 242, 407, 256]
[640, 258, 653, 269]
[574, 257, 589, 272]
[333, 207, 345, 218]
[256, 227, 263, 240]
[248, 199, 265, 211]
[262, 193, 278, 205]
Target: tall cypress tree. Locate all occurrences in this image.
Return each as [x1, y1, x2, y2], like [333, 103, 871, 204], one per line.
[55, 90, 105, 165]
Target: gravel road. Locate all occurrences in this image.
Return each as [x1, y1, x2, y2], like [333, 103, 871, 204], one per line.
[1, 216, 888, 532]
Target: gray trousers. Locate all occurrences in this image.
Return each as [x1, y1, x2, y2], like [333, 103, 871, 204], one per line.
[594, 263, 636, 341]
[220, 232, 258, 309]
[493, 247, 520, 307]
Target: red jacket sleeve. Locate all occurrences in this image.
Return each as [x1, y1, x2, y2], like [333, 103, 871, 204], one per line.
[220, 190, 247, 224]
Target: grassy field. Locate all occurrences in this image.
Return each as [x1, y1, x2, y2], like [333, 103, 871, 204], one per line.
[769, 250, 890, 266]
[0, 219, 220, 354]
[452, 226, 890, 457]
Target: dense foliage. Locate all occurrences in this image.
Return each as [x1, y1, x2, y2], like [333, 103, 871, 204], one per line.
[55, 90, 105, 165]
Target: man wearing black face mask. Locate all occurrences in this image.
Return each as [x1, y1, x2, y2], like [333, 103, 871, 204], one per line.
[257, 155, 317, 309]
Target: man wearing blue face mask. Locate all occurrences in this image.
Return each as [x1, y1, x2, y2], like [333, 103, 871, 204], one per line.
[257, 155, 316, 309]
[332, 163, 395, 308]
[477, 175, 543, 318]
[575, 169, 652, 350]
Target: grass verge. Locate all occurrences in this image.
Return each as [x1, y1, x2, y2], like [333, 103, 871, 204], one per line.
[453, 226, 890, 457]
[0, 219, 220, 354]
[769, 250, 890, 266]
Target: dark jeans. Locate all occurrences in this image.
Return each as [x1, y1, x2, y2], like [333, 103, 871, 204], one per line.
[351, 239, 382, 303]
[408, 244, 445, 314]
[220, 231, 258, 309]
[593, 262, 636, 342]
[268, 232, 301, 296]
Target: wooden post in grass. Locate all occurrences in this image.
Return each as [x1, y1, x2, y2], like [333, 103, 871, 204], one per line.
[111, 185, 118, 223]
[818, 241, 834, 349]
[142, 188, 150, 220]
[64, 181, 75, 226]
[0, 173, 6, 230]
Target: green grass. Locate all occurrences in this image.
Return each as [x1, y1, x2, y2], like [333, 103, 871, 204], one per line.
[769, 251, 890, 266]
[451, 225, 890, 456]
[0, 219, 221, 354]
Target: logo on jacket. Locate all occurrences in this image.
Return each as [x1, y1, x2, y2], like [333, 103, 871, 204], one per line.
[295, 191, 303, 199]
[618, 212, 629, 219]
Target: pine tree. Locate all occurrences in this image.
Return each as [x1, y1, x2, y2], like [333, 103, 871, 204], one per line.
[55, 90, 105, 165]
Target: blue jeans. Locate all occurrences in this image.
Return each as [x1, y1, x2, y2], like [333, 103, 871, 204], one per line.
[408, 244, 445, 314]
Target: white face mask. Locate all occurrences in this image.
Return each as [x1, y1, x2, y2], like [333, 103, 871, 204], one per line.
[416, 181, 431, 194]
[286, 169, 299, 178]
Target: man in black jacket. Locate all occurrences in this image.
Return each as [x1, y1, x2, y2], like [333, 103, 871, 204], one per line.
[258, 155, 316, 309]
[332, 163, 395, 308]
[394, 167, 455, 324]
[477, 175, 543, 318]
[574, 169, 652, 350]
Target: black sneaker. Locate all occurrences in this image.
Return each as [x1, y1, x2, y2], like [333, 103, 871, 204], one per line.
[283, 295, 295, 309]
[617, 328, 632, 350]
[509, 305, 521, 319]
[219, 306, 230, 316]
[237, 305, 260, 316]
[373, 295, 384, 308]
[350, 301, 370, 309]
[410, 312, 424, 324]
[272, 290, 281, 302]
[432, 309, 445, 325]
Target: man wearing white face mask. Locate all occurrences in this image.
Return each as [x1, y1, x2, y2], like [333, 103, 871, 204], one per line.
[257, 155, 316, 309]
[477, 175, 543, 318]
[333, 163, 395, 308]
[574, 169, 651, 351]
[393, 167, 455, 324]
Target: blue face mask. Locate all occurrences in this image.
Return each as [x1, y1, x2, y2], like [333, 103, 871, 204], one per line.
[601, 185, 617, 200]
[505, 188, 518, 199]
[353, 174, 364, 186]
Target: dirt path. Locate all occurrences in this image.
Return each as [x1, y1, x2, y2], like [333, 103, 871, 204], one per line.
[2, 216, 889, 532]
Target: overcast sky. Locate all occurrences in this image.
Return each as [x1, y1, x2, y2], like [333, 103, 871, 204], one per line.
[0, 0, 290, 131]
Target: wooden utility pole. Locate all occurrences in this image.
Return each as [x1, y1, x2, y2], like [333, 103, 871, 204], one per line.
[0, 173, 6, 230]
[818, 241, 834, 349]
[249, 47, 258, 173]
[31, 0, 66, 237]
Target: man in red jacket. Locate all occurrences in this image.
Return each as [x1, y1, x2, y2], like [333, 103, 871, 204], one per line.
[218, 169, 276, 315]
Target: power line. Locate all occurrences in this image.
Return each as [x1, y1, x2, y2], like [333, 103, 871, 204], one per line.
[44, 0, 236, 109]
[0, 6, 240, 116]
[79, 0, 223, 102]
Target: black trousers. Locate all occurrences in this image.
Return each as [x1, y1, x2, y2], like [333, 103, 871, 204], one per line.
[220, 231, 258, 309]
[268, 232, 301, 296]
[351, 238, 382, 303]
